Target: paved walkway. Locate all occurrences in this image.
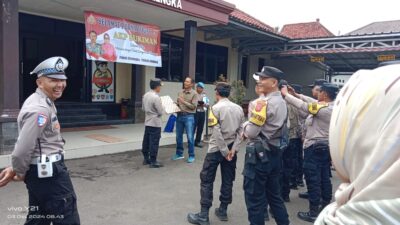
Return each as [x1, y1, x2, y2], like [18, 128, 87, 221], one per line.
[0, 143, 339, 225]
[0, 124, 340, 225]
[0, 123, 179, 168]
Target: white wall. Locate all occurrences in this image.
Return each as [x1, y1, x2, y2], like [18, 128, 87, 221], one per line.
[332, 75, 350, 87]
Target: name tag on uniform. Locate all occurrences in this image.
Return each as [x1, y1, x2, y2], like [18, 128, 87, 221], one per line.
[37, 155, 53, 178]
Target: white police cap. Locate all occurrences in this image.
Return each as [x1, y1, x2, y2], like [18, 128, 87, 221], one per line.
[30, 56, 68, 80]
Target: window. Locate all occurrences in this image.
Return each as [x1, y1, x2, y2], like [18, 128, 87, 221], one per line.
[334, 79, 337, 82]
[156, 36, 183, 82]
[170, 39, 184, 82]
[156, 34, 228, 83]
[196, 42, 228, 83]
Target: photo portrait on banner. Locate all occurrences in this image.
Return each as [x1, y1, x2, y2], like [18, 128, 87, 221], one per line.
[84, 11, 161, 67]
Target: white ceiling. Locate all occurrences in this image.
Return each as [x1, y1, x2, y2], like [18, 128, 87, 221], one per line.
[19, 0, 217, 30]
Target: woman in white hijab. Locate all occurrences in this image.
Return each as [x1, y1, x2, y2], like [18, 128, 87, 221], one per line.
[315, 62, 400, 225]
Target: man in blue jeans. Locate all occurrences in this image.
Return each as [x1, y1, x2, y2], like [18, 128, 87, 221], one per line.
[172, 77, 198, 163]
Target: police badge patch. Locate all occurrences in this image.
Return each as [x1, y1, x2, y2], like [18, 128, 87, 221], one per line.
[55, 58, 64, 71]
[37, 114, 48, 127]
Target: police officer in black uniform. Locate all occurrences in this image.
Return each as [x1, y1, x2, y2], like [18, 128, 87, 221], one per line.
[0, 57, 80, 225]
[242, 66, 290, 225]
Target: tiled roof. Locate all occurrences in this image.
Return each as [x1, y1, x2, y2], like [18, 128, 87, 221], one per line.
[229, 8, 275, 33]
[346, 20, 400, 35]
[280, 20, 334, 39]
[279, 46, 400, 56]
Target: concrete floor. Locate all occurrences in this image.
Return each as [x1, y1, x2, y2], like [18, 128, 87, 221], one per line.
[0, 144, 339, 225]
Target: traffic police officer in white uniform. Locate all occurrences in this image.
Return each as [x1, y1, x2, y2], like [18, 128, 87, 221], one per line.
[0, 57, 80, 225]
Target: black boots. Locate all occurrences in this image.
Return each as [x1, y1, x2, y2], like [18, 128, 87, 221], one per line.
[297, 204, 319, 223]
[195, 142, 203, 148]
[215, 204, 228, 221]
[282, 195, 290, 202]
[188, 204, 229, 224]
[187, 208, 210, 225]
[149, 161, 164, 168]
[142, 159, 151, 165]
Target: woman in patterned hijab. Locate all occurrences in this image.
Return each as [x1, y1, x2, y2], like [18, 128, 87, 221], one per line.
[316, 62, 400, 224]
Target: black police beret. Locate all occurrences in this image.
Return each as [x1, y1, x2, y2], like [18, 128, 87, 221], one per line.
[320, 83, 339, 95]
[215, 82, 231, 97]
[150, 78, 162, 89]
[278, 79, 288, 89]
[291, 84, 303, 93]
[255, 66, 285, 81]
[308, 79, 327, 88]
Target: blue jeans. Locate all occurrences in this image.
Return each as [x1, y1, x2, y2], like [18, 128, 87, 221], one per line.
[175, 114, 195, 157]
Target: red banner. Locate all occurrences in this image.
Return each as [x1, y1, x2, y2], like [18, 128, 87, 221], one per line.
[84, 11, 161, 67]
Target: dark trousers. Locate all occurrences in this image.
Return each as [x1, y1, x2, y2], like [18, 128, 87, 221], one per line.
[194, 111, 206, 144]
[293, 138, 304, 184]
[142, 126, 161, 162]
[280, 139, 299, 198]
[24, 161, 80, 225]
[303, 144, 332, 207]
[244, 151, 289, 225]
[200, 150, 237, 209]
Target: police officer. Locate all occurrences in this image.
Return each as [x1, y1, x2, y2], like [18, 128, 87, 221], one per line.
[297, 79, 327, 199]
[142, 78, 165, 168]
[0, 57, 80, 224]
[242, 66, 290, 225]
[248, 79, 271, 222]
[308, 79, 327, 99]
[281, 82, 339, 223]
[287, 84, 305, 190]
[187, 82, 244, 225]
[276, 80, 294, 203]
[193, 82, 209, 148]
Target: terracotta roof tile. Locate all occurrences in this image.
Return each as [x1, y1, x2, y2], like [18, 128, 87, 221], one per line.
[347, 20, 400, 35]
[281, 20, 334, 39]
[229, 8, 275, 33]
